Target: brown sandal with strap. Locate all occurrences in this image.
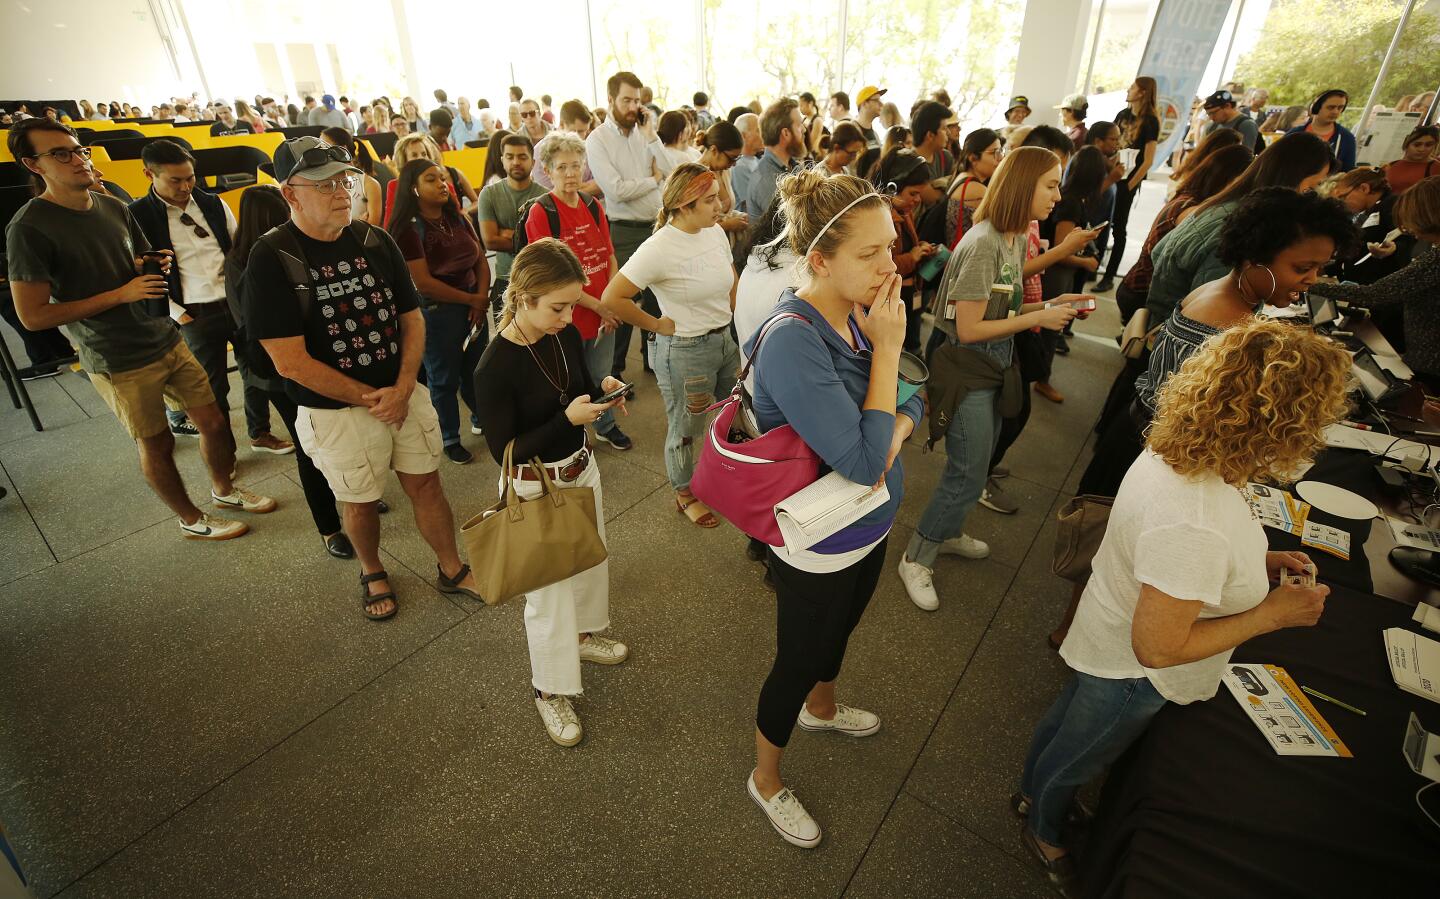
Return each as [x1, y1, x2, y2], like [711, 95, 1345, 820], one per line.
[676, 492, 720, 528]
[359, 569, 398, 621]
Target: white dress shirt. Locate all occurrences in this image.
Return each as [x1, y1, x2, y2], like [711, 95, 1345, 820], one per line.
[164, 195, 238, 319]
[585, 118, 662, 223]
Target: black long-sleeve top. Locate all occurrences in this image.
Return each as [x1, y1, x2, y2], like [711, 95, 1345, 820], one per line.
[474, 324, 599, 465]
[1310, 242, 1440, 377]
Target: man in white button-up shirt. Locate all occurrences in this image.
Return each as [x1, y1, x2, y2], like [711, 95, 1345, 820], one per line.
[130, 139, 292, 454]
[586, 70, 665, 379]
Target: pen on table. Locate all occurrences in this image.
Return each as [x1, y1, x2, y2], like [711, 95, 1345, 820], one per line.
[1339, 420, 1373, 431]
[1300, 685, 1366, 716]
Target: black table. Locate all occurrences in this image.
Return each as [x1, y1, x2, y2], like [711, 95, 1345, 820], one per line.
[1080, 582, 1440, 898]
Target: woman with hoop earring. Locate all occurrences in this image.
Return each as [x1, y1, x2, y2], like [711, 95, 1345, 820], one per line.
[1075, 188, 1359, 499]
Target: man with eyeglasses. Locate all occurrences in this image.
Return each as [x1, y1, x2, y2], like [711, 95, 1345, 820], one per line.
[129, 138, 292, 454]
[242, 137, 479, 619]
[5, 118, 275, 540]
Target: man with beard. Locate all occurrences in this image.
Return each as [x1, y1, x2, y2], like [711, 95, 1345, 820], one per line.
[747, 98, 804, 215]
[586, 71, 664, 380]
[477, 133, 548, 301]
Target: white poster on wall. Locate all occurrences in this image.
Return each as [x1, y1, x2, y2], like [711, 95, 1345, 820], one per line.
[1136, 0, 1235, 165]
[1358, 110, 1422, 166]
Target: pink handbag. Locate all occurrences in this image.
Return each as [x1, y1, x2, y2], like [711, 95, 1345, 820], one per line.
[690, 313, 821, 547]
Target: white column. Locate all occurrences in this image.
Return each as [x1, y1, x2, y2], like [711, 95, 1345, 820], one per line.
[390, 0, 422, 101]
[1012, 0, 1095, 126]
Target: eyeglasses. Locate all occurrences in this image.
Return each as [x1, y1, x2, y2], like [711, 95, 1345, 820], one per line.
[31, 145, 92, 164]
[290, 175, 358, 195]
[179, 211, 210, 239]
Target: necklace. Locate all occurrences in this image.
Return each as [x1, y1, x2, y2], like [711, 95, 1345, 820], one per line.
[420, 211, 451, 238]
[512, 321, 570, 405]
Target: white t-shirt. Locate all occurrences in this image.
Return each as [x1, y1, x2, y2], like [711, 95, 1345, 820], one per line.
[734, 247, 799, 357]
[1060, 450, 1270, 704]
[621, 223, 734, 336]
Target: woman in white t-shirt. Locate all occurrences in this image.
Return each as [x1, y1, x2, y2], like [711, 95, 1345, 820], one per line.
[601, 163, 739, 527]
[1015, 319, 1350, 895]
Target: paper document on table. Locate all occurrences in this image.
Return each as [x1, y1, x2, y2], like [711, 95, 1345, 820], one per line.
[1222, 664, 1352, 757]
[1388, 516, 1440, 552]
[1242, 483, 1309, 535]
[1301, 520, 1351, 559]
[774, 472, 889, 553]
[1384, 628, 1440, 704]
[1321, 424, 1428, 461]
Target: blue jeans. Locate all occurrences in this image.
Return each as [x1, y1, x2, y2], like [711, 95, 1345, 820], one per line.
[420, 302, 484, 446]
[584, 328, 618, 436]
[907, 386, 999, 568]
[1020, 672, 1168, 845]
[653, 330, 739, 491]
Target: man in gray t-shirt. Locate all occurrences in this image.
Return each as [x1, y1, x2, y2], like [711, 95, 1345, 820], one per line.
[476, 134, 547, 287]
[6, 118, 273, 540]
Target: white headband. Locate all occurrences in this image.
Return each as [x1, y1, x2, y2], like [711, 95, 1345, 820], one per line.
[805, 190, 883, 257]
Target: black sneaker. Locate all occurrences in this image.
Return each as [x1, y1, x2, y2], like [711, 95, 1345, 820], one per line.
[17, 363, 64, 381]
[444, 443, 474, 465]
[1094, 277, 1115, 293]
[746, 537, 767, 563]
[594, 427, 633, 451]
[1054, 335, 1070, 356]
[170, 419, 201, 438]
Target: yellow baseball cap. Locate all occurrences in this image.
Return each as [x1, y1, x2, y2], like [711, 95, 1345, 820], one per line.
[856, 86, 888, 106]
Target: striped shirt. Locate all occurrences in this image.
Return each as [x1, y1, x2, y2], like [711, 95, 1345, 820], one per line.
[1134, 310, 1221, 413]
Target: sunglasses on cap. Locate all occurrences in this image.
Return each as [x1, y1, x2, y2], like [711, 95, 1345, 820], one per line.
[295, 144, 353, 169]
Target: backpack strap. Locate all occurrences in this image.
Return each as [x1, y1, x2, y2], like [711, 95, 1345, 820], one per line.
[539, 193, 563, 239]
[258, 224, 314, 320]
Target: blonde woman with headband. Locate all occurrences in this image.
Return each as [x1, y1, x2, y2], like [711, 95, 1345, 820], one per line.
[600, 162, 738, 528]
[1017, 319, 1348, 894]
[741, 169, 920, 849]
[471, 238, 632, 747]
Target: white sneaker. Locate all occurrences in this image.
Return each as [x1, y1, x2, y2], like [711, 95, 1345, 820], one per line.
[797, 703, 881, 737]
[747, 770, 822, 848]
[898, 556, 940, 611]
[211, 487, 278, 514]
[578, 633, 629, 665]
[534, 694, 582, 746]
[179, 513, 249, 541]
[940, 533, 990, 559]
[470, 424, 483, 435]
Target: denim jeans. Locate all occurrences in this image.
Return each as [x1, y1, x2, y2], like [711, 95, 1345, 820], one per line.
[653, 330, 739, 491]
[583, 328, 618, 436]
[420, 302, 484, 446]
[907, 387, 999, 568]
[1020, 671, 1168, 845]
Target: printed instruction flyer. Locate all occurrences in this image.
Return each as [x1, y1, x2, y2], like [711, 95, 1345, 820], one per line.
[1222, 664, 1353, 757]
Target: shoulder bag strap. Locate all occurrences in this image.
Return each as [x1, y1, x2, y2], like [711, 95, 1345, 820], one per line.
[732, 311, 813, 392]
[260, 225, 313, 320]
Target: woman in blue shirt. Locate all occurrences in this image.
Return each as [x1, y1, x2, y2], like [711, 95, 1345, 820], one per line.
[743, 168, 921, 849]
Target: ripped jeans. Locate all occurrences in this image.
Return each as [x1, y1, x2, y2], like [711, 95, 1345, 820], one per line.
[653, 329, 740, 492]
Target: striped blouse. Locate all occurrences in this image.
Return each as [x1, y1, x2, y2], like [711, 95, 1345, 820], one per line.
[1134, 309, 1221, 413]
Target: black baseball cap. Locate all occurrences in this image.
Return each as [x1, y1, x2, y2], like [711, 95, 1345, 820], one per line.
[273, 136, 362, 182]
[1203, 90, 1236, 109]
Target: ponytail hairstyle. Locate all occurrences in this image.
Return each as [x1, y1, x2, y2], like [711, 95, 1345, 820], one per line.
[959, 127, 1001, 173]
[974, 146, 1062, 234]
[772, 167, 888, 279]
[699, 121, 743, 153]
[499, 238, 587, 329]
[655, 161, 717, 231]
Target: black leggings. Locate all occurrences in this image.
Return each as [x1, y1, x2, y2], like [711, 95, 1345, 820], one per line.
[269, 391, 343, 536]
[756, 538, 887, 748]
[1102, 181, 1139, 281]
[1077, 399, 1148, 497]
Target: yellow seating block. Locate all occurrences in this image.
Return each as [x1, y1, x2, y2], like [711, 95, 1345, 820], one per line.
[442, 147, 488, 192]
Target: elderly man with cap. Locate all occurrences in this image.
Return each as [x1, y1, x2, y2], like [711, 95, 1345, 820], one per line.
[1000, 95, 1031, 143]
[1056, 94, 1089, 148]
[242, 137, 480, 620]
[1202, 89, 1260, 148]
[855, 85, 887, 149]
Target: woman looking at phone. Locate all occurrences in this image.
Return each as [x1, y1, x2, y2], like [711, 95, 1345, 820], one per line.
[472, 238, 632, 748]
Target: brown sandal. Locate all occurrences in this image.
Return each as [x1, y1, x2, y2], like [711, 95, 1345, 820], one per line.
[676, 493, 720, 528]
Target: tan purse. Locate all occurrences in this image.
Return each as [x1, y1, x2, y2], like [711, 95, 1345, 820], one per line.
[458, 440, 608, 606]
[1052, 495, 1115, 583]
[1119, 308, 1153, 360]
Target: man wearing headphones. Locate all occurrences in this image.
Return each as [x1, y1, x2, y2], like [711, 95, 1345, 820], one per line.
[1287, 89, 1356, 171]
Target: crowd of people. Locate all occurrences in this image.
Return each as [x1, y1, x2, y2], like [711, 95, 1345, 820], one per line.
[4, 62, 1439, 892]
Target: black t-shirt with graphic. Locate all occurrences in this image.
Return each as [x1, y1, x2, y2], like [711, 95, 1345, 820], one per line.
[242, 222, 421, 409]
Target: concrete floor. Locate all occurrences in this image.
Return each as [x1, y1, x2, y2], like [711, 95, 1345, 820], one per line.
[0, 183, 1164, 899]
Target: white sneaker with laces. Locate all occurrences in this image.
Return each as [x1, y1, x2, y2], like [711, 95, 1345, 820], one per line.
[797, 703, 881, 737]
[898, 556, 940, 611]
[940, 533, 990, 559]
[534, 694, 582, 746]
[179, 513, 249, 541]
[747, 770, 822, 848]
[578, 634, 629, 665]
[211, 487, 278, 514]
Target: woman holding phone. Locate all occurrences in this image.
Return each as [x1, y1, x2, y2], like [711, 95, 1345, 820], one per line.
[472, 238, 632, 748]
[743, 168, 923, 848]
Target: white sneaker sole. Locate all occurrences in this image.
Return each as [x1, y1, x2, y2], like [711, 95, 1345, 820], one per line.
[181, 523, 249, 541]
[250, 444, 295, 455]
[578, 649, 628, 666]
[747, 774, 821, 849]
[212, 497, 278, 514]
[797, 716, 881, 738]
[536, 703, 583, 747]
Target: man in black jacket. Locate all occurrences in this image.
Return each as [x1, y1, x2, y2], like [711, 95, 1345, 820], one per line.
[130, 138, 292, 453]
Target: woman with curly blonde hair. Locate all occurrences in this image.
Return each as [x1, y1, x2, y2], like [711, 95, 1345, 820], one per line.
[1015, 317, 1350, 894]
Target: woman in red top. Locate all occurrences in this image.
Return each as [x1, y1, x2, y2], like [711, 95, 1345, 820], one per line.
[525, 130, 630, 450]
[1384, 126, 1440, 195]
[388, 158, 491, 464]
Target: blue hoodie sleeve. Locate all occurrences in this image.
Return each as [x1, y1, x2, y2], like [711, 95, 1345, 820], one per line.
[755, 319, 895, 486]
